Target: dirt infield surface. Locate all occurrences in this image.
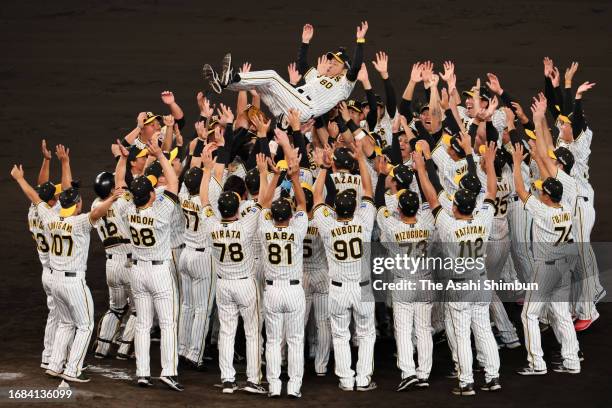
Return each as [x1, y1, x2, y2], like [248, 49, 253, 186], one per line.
[0, 0, 610, 407]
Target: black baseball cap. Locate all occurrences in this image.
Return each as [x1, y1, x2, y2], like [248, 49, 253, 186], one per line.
[128, 146, 148, 162]
[449, 136, 466, 158]
[398, 190, 420, 217]
[334, 190, 357, 218]
[346, 99, 362, 113]
[183, 167, 203, 195]
[218, 191, 240, 218]
[144, 161, 162, 186]
[462, 86, 492, 102]
[326, 47, 350, 68]
[58, 181, 81, 217]
[301, 183, 314, 213]
[245, 168, 260, 195]
[453, 188, 477, 216]
[36, 181, 57, 202]
[271, 198, 293, 222]
[390, 164, 414, 189]
[130, 176, 154, 206]
[541, 177, 563, 203]
[552, 147, 575, 173]
[333, 147, 355, 170]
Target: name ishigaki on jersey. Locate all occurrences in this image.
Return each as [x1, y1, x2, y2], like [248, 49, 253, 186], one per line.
[371, 254, 486, 275]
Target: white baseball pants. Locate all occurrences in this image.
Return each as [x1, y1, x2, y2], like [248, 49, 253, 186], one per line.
[41, 267, 58, 365]
[393, 300, 433, 380]
[304, 276, 331, 375]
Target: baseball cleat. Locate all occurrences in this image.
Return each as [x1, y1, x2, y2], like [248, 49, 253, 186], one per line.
[268, 391, 281, 398]
[203, 64, 222, 94]
[62, 373, 91, 383]
[551, 363, 580, 374]
[288, 391, 302, 399]
[397, 375, 418, 392]
[138, 376, 154, 387]
[516, 365, 547, 376]
[45, 369, 61, 378]
[222, 381, 238, 394]
[551, 350, 584, 362]
[415, 378, 430, 388]
[356, 381, 377, 392]
[160, 376, 184, 392]
[40, 362, 49, 370]
[219, 53, 233, 86]
[574, 319, 594, 332]
[452, 383, 476, 396]
[480, 377, 502, 391]
[94, 352, 106, 359]
[243, 381, 267, 394]
[116, 353, 130, 360]
[446, 368, 459, 379]
[338, 383, 354, 391]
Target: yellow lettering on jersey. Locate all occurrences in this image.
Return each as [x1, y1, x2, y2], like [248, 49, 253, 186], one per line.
[129, 214, 154, 226]
[395, 230, 430, 241]
[29, 218, 44, 230]
[264, 232, 295, 241]
[454, 225, 486, 239]
[182, 200, 200, 212]
[331, 225, 362, 238]
[455, 164, 468, 176]
[48, 221, 73, 233]
[552, 213, 571, 224]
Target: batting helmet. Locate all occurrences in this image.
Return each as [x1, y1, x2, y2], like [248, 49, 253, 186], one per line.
[130, 176, 154, 207]
[94, 171, 114, 199]
[35, 181, 56, 203]
[245, 168, 260, 195]
[333, 147, 355, 170]
[459, 174, 482, 195]
[390, 164, 414, 189]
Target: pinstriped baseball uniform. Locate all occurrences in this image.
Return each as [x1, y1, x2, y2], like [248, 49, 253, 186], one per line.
[433, 201, 500, 387]
[520, 194, 580, 371]
[431, 144, 479, 197]
[361, 109, 394, 146]
[125, 190, 180, 378]
[28, 203, 58, 366]
[260, 209, 308, 395]
[177, 192, 215, 364]
[155, 186, 185, 293]
[331, 171, 362, 198]
[91, 196, 134, 357]
[227, 68, 354, 121]
[303, 216, 331, 375]
[201, 203, 262, 385]
[313, 199, 376, 389]
[457, 106, 507, 140]
[36, 203, 94, 379]
[377, 206, 435, 381]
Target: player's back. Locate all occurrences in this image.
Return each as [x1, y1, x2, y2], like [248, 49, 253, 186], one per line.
[304, 217, 328, 273]
[331, 171, 362, 198]
[92, 196, 131, 255]
[180, 192, 208, 249]
[28, 203, 53, 268]
[525, 195, 575, 261]
[259, 209, 308, 281]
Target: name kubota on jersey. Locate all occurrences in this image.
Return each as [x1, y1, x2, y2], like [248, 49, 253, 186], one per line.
[331, 225, 362, 237]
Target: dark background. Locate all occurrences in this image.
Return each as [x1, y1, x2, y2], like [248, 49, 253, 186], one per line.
[0, 0, 610, 406]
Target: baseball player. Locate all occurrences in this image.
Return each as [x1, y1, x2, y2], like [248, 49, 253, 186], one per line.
[177, 167, 216, 369]
[511, 143, 581, 375]
[202, 22, 369, 122]
[257, 146, 309, 398]
[312, 140, 377, 392]
[415, 142, 501, 396]
[376, 188, 435, 391]
[198, 147, 267, 395]
[91, 171, 136, 359]
[30, 140, 60, 370]
[12, 162, 119, 383]
[115, 141, 183, 391]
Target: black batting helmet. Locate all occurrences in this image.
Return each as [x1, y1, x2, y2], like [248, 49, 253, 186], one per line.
[130, 176, 154, 207]
[223, 175, 247, 199]
[333, 147, 355, 170]
[391, 164, 414, 189]
[217, 191, 240, 218]
[35, 181, 57, 203]
[183, 167, 203, 195]
[94, 171, 115, 199]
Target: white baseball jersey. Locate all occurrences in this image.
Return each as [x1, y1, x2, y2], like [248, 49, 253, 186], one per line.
[313, 199, 376, 282]
[523, 194, 574, 261]
[155, 186, 185, 248]
[201, 203, 261, 279]
[179, 192, 207, 249]
[555, 169, 578, 213]
[36, 202, 93, 272]
[431, 145, 479, 197]
[302, 68, 356, 117]
[28, 203, 53, 268]
[124, 190, 178, 261]
[476, 166, 513, 240]
[331, 171, 362, 198]
[91, 196, 132, 255]
[259, 209, 308, 280]
[304, 216, 328, 276]
[457, 106, 506, 140]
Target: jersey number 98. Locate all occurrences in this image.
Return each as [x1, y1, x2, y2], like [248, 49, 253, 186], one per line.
[130, 227, 156, 247]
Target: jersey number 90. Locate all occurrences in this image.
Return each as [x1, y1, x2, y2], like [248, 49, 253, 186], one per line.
[333, 237, 362, 261]
[130, 227, 156, 247]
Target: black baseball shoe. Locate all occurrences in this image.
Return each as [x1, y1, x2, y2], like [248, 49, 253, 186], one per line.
[480, 377, 502, 391]
[551, 362, 580, 374]
[62, 373, 91, 383]
[551, 350, 584, 363]
[397, 375, 418, 392]
[116, 353, 130, 360]
[446, 368, 458, 379]
[415, 378, 430, 388]
[94, 352, 106, 359]
[452, 383, 475, 396]
[138, 376, 153, 387]
[222, 381, 238, 394]
[516, 365, 547, 376]
[203, 64, 222, 94]
[243, 381, 267, 395]
[219, 53, 234, 86]
[356, 381, 377, 391]
[160, 376, 184, 392]
[288, 391, 302, 399]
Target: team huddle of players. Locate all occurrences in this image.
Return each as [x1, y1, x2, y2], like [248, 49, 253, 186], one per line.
[11, 22, 604, 398]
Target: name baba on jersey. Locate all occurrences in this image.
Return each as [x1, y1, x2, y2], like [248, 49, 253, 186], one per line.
[373, 279, 538, 292]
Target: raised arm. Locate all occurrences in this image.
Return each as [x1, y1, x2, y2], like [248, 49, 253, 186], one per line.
[161, 91, 185, 127]
[400, 62, 423, 117]
[482, 141, 498, 201]
[55, 144, 72, 190]
[372, 51, 396, 118]
[114, 140, 129, 189]
[147, 140, 178, 194]
[199, 145, 216, 206]
[412, 148, 440, 209]
[90, 189, 122, 223]
[10, 165, 42, 204]
[38, 139, 52, 185]
[288, 155, 306, 212]
[512, 143, 529, 202]
[346, 21, 368, 82]
[531, 94, 558, 177]
[259, 160, 280, 209]
[353, 139, 373, 198]
[161, 115, 175, 152]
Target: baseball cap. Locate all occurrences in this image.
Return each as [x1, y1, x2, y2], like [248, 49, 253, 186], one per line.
[244, 168, 260, 195]
[58, 181, 81, 217]
[144, 161, 163, 187]
[36, 181, 57, 203]
[334, 190, 357, 218]
[360, 94, 384, 109]
[462, 86, 492, 102]
[271, 198, 293, 222]
[449, 136, 466, 157]
[346, 99, 362, 113]
[535, 177, 563, 203]
[397, 189, 420, 217]
[333, 147, 355, 170]
[183, 167, 203, 195]
[143, 112, 162, 125]
[301, 182, 314, 212]
[163, 147, 179, 162]
[130, 176, 154, 206]
[128, 146, 148, 162]
[326, 47, 350, 68]
[551, 147, 575, 172]
[453, 188, 477, 216]
[389, 164, 414, 189]
[494, 148, 511, 175]
[457, 174, 482, 195]
[217, 191, 240, 218]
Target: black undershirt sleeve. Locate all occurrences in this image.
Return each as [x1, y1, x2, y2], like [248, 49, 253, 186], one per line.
[297, 42, 310, 75]
[383, 78, 397, 118]
[346, 43, 364, 82]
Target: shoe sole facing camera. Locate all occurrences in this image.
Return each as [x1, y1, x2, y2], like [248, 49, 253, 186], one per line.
[62, 374, 90, 383]
[220, 53, 232, 86]
[160, 377, 183, 392]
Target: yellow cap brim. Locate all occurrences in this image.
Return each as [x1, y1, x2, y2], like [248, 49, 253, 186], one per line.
[462, 91, 475, 98]
[327, 52, 344, 65]
[454, 172, 465, 186]
[59, 204, 76, 217]
[276, 160, 288, 170]
[395, 188, 407, 198]
[301, 182, 313, 193]
[143, 115, 161, 125]
[442, 133, 452, 146]
[54, 184, 62, 195]
[478, 145, 487, 155]
[136, 148, 148, 158]
[168, 147, 178, 162]
[548, 149, 557, 160]
[533, 179, 543, 190]
[524, 129, 536, 140]
[373, 146, 382, 156]
[146, 175, 158, 187]
[558, 115, 571, 124]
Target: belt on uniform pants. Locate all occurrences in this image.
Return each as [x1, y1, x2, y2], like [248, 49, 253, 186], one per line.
[50, 270, 78, 277]
[331, 280, 370, 287]
[217, 275, 248, 280]
[266, 279, 300, 285]
[106, 253, 132, 260]
[132, 260, 164, 265]
[578, 196, 589, 202]
[173, 244, 186, 250]
[297, 88, 312, 101]
[545, 257, 570, 265]
[195, 248, 206, 252]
